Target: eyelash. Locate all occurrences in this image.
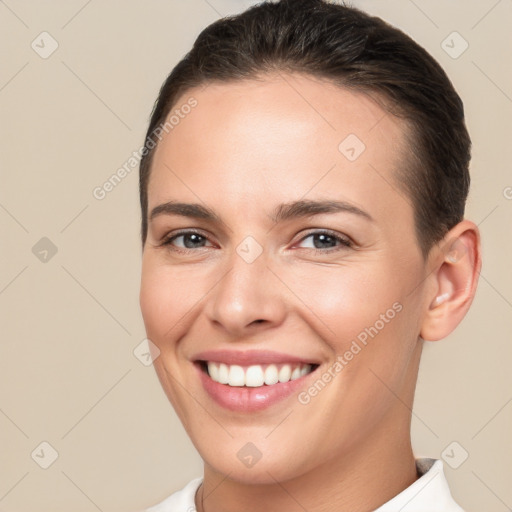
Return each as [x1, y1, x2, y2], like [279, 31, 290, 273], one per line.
[160, 229, 353, 255]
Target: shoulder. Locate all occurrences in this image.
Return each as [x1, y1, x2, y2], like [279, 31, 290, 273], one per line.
[142, 477, 203, 512]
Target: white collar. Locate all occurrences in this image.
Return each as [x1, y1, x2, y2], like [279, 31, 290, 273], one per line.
[374, 458, 464, 511]
[144, 458, 464, 512]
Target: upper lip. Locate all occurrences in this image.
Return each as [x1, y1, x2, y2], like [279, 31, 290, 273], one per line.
[192, 349, 320, 366]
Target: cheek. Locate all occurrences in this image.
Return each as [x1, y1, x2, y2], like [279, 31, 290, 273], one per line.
[139, 259, 201, 425]
[289, 263, 417, 398]
[289, 264, 401, 345]
[139, 272, 171, 341]
[139, 257, 205, 343]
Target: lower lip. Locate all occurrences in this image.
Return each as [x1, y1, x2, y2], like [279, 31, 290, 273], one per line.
[195, 363, 317, 412]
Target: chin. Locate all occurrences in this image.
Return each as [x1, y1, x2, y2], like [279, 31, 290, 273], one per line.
[197, 438, 314, 485]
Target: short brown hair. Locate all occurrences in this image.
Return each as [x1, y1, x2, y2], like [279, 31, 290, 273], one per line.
[139, 0, 471, 258]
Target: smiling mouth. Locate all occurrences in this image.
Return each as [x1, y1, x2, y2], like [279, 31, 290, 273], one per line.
[198, 361, 319, 387]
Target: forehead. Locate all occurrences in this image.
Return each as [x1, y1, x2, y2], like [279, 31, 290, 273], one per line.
[148, 73, 413, 227]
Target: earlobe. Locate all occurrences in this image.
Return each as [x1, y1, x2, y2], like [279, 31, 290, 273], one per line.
[420, 220, 481, 342]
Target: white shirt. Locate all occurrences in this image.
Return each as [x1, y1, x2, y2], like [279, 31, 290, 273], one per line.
[144, 458, 464, 512]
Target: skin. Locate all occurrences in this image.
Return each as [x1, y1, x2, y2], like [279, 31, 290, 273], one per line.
[139, 72, 481, 512]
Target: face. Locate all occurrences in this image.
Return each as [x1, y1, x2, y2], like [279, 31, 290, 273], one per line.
[140, 73, 431, 483]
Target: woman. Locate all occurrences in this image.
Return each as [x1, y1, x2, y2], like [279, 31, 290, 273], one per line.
[138, 1, 481, 510]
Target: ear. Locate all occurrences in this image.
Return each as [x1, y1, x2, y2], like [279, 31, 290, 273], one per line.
[420, 220, 482, 342]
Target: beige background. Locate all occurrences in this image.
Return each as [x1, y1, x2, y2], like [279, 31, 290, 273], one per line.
[0, 0, 511, 511]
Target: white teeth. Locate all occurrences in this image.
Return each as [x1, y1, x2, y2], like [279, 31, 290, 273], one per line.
[264, 364, 279, 385]
[229, 365, 245, 386]
[290, 366, 301, 380]
[246, 365, 264, 387]
[207, 361, 219, 382]
[218, 363, 229, 384]
[278, 364, 291, 383]
[300, 364, 312, 377]
[205, 362, 315, 387]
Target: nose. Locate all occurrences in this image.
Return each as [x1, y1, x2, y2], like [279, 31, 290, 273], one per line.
[205, 245, 287, 337]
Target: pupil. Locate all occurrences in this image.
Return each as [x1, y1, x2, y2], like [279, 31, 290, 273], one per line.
[314, 233, 334, 249]
[184, 233, 204, 248]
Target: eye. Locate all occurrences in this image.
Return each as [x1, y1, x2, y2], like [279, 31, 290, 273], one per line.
[295, 230, 353, 252]
[160, 229, 353, 254]
[161, 230, 214, 251]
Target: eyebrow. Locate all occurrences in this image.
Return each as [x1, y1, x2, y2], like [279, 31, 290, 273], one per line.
[270, 199, 374, 223]
[149, 199, 374, 224]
